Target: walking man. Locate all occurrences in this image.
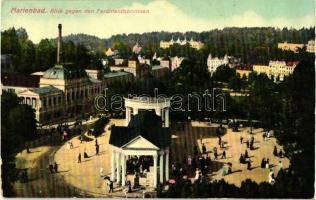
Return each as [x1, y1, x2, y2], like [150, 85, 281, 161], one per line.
[221, 150, 226, 159]
[96, 144, 99, 155]
[78, 153, 81, 163]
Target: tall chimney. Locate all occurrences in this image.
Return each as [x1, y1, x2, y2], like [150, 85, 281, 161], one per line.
[57, 24, 62, 64]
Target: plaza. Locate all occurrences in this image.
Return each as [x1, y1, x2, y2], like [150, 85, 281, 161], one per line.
[48, 120, 289, 196]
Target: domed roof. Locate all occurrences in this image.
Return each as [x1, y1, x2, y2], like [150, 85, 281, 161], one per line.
[43, 64, 88, 80]
[131, 74, 167, 97]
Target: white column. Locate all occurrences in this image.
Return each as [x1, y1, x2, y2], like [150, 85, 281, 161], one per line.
[116, 152, 121, 183]
[121, 154, 126, 186]
[125, 107, 131, 126]
[111, 150, 116, 180]
[161, 109, 165, 123]
[159, 152, 164, 183]
[155, 108, 161, 116]
[153, 154, 158, 187]
[165, 108, 170, 128]
[165, 150, 169, 181]
[133, 108, 138, 115]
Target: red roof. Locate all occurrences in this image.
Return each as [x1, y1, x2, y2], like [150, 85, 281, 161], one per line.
[286, 61, 300, 66]
[235, 65, 253, 71]
[1, 73, 40, 88]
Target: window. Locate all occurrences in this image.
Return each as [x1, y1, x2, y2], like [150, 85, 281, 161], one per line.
[53, 97, 56, 106]
[48, 98, 51, 106]
[43, 99, 47, 107]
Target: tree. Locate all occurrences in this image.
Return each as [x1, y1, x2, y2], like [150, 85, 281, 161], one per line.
[8, 104, 37, 142]
[1, 92, 36, 196]
[93, 117, 109, 137]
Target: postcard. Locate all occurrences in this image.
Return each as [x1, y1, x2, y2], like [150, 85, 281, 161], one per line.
[1, 0, 315, 198]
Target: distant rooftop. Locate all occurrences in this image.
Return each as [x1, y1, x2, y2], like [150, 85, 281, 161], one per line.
[32, 85, 61, 95]
[152, 65, 168, 70]
[104, 71, 131, 78]
[42, 63, 88, 80]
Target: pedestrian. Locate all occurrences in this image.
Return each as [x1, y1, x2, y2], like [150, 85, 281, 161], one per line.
[273, 146, 278, 156]
[269, 169, 275, 184]
[245, 150, 249, 158]
[26, 145, 31, 153]
[84, 149, 89, 158]
[239, 154, 244, 164]
[214, 151, 218, 160]
[261, 158, 266, 168]
[202, 144, 206, 154]
[263, 132, 266, 141]
[278, 150, 283, 158]
[49, 163, 54, 174]
[250, 140, 254, 150]
[221, 150, 226, 159]
[278, 160, 283, 171]
[240, 136, 243, 144]
[218, 136, 222, 146]
[70, 141, 73, 149]
[54, 162, 58, 173]
[266, 158, 270, 169]
[80, 135, 83, 144]
[78, 153, 81, 163]
[246, 140, 249, 148]
[109, 180, 114, 193]
[247, 160, 251, 170]
[96, 144, 99, 155]
[95, 139, 98, 146]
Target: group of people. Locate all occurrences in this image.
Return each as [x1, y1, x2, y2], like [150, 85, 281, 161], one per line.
[261, 158, 270, 169]
[77, 138, 101, 163]
[48, 162, 58, 174]
[126, 155, 153, 175]
[240, 135, 255, 150]
[239, 150, 252, 170]
[273, 146, 283, 158]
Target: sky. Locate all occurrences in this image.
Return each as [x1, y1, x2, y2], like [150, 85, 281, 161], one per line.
[1, 0, 315, 43]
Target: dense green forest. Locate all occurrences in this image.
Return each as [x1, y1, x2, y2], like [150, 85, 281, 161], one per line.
[1, 27, 314, 74]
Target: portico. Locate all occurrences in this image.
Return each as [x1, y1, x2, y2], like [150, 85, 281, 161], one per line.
[109, 110, 171, 188]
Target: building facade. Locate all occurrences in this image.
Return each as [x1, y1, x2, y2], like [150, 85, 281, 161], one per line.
[277, 42, 304, 53]
[170, 56, 185, 71]
[160, 37, 204, 50]
[306, 40, 315, 53]
[253, 60, 299, 81]
[207, 54, 229, 75]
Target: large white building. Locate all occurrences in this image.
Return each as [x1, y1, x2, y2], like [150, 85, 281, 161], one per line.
[170, 56, 185, 71]
[253, 60, 299, 81]
[16, 24, 102, 124]
[207, 54, 229, 75]
[306, 40, 315, 53]
[160, 37, 204, 50]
